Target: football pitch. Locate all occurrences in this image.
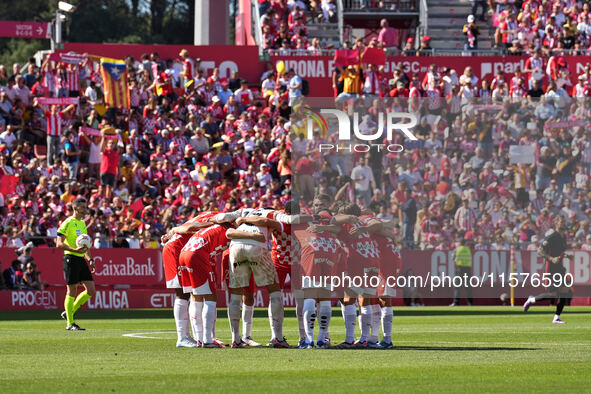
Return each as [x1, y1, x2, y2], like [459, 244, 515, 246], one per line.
[1, 306, 590, 393]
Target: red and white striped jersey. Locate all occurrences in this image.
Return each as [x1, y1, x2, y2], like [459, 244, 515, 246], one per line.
[144, 167, 161, 181]
[43, 70, 56, 96]
[525, 56, 544, 78]
[490, 76, 505, 90]
[172, 135, 188, 152]
[454, 206, 477, 232]
[510, 86, 526, 98]
[183, 58, 194, 79]
[66, 67, 79, 92]
[44, 111, 65, 136]
[363, 71, 381, 95]
[447, 94, 462, 114]
[573, 83, 588, 97]
[426, 88, 442, 110]
[409, 86, 422, 98]
[202, 89, 216, 103]
[143, 118, 157, 134]
[234, 89, 253, 105]
[49, 165, 63, 179]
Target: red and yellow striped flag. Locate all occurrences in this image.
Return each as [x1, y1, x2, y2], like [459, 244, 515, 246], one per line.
[100, 58, 130, 109]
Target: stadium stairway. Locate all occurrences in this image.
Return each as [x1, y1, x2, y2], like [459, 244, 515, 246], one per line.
[306, 21, 342, 49]
[427, 0, 493, 51]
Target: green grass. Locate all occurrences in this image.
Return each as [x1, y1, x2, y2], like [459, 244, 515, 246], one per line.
[1, 307, 590, 393]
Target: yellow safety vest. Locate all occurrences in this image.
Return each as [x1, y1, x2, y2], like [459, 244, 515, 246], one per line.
[455, 245, 472, 267]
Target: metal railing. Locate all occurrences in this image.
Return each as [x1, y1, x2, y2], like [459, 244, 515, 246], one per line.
[265, 48, 336, 57]
[418, 0, 428, 44]
[265, 47, 502, 57]
[252, 0, 264, 57]
[263, 46, 591, 57]
[341, 0, 417, 12]
[338, 0, 344, 46]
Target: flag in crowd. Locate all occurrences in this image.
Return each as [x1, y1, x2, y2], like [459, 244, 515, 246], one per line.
[100, 58, 130, 109]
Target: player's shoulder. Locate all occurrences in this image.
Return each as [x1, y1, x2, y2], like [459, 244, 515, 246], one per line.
[542, 229, 557, 245]
[61, 216, 76, 226]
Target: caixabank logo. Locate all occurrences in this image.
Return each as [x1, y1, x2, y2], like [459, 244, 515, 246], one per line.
[305, 106, 418, 153]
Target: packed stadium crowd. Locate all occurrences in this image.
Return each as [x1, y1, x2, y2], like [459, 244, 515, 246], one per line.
[488, 0, 591, 54]
[258, 0, 591, 59]
[0, 39, 590, 256]
[259, 0, 417, 55]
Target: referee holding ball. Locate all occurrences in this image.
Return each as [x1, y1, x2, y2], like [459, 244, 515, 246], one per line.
[56, 197, 96, 330]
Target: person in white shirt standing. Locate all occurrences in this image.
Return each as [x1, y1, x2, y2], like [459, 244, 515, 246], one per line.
[351, 156, 376, 206]
[287, 68, 303, 107]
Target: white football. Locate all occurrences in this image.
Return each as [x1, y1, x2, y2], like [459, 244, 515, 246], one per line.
[76, 234, 92, 249]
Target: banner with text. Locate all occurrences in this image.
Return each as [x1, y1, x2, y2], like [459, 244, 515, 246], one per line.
[0, 248, 163, 286]
[269, 55, 591, 97]
[0, 288, 298, 310]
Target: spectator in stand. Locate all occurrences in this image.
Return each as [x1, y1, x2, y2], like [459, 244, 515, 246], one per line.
[401, 37, 416, 56]
[287, 68, 303, 106]
[2, 43, 591, 252]
[400, 188, 417, 248]
[378, 19, 399, 50]
[3, 260, 23, 290]
[16, 242, 35, 269]
[471, 0, 487, 22]
[0, 125, 17, 150]
[417, 36, 433, 56]
[351, 156, 376, 207]
[463, 15, 481, 52]
[0, 261, 5, 289]
[23, 262, 44, 290]
[295, 153, 315, 201]
[63, 130, 81, 180]
[99, 130, 120, 199]
[454, 197, 478, 233]
[335, 64, 361, 103]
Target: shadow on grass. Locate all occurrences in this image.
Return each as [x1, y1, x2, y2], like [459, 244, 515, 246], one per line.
[392, 345, 540, 351]
[1, 307, 589, 321]
[390, 309, 591, 317]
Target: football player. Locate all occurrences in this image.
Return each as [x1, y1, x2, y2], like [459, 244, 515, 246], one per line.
[161, 211, 218, 347]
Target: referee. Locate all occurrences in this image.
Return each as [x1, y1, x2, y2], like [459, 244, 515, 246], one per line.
[523, 215, 570, 324]
[56, 197, 96, 330]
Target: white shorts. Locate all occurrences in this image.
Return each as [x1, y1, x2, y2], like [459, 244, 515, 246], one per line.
[229, 243, 278, 288]
[192, 280, 214, 296]
[166, 276, 181, 289]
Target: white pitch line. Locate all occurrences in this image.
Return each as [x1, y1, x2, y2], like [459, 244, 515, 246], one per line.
[122, 329, 306, 339]
[398, 340, 590, 347]
[123, 331, 176, 339]
[121, 332, 589, 346]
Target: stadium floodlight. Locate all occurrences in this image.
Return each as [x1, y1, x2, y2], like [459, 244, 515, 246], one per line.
[55, 1, 76, 46]
[58, 1, 76, 13]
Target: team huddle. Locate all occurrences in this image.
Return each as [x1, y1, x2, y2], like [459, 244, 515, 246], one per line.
[161, 195, 402, 349]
